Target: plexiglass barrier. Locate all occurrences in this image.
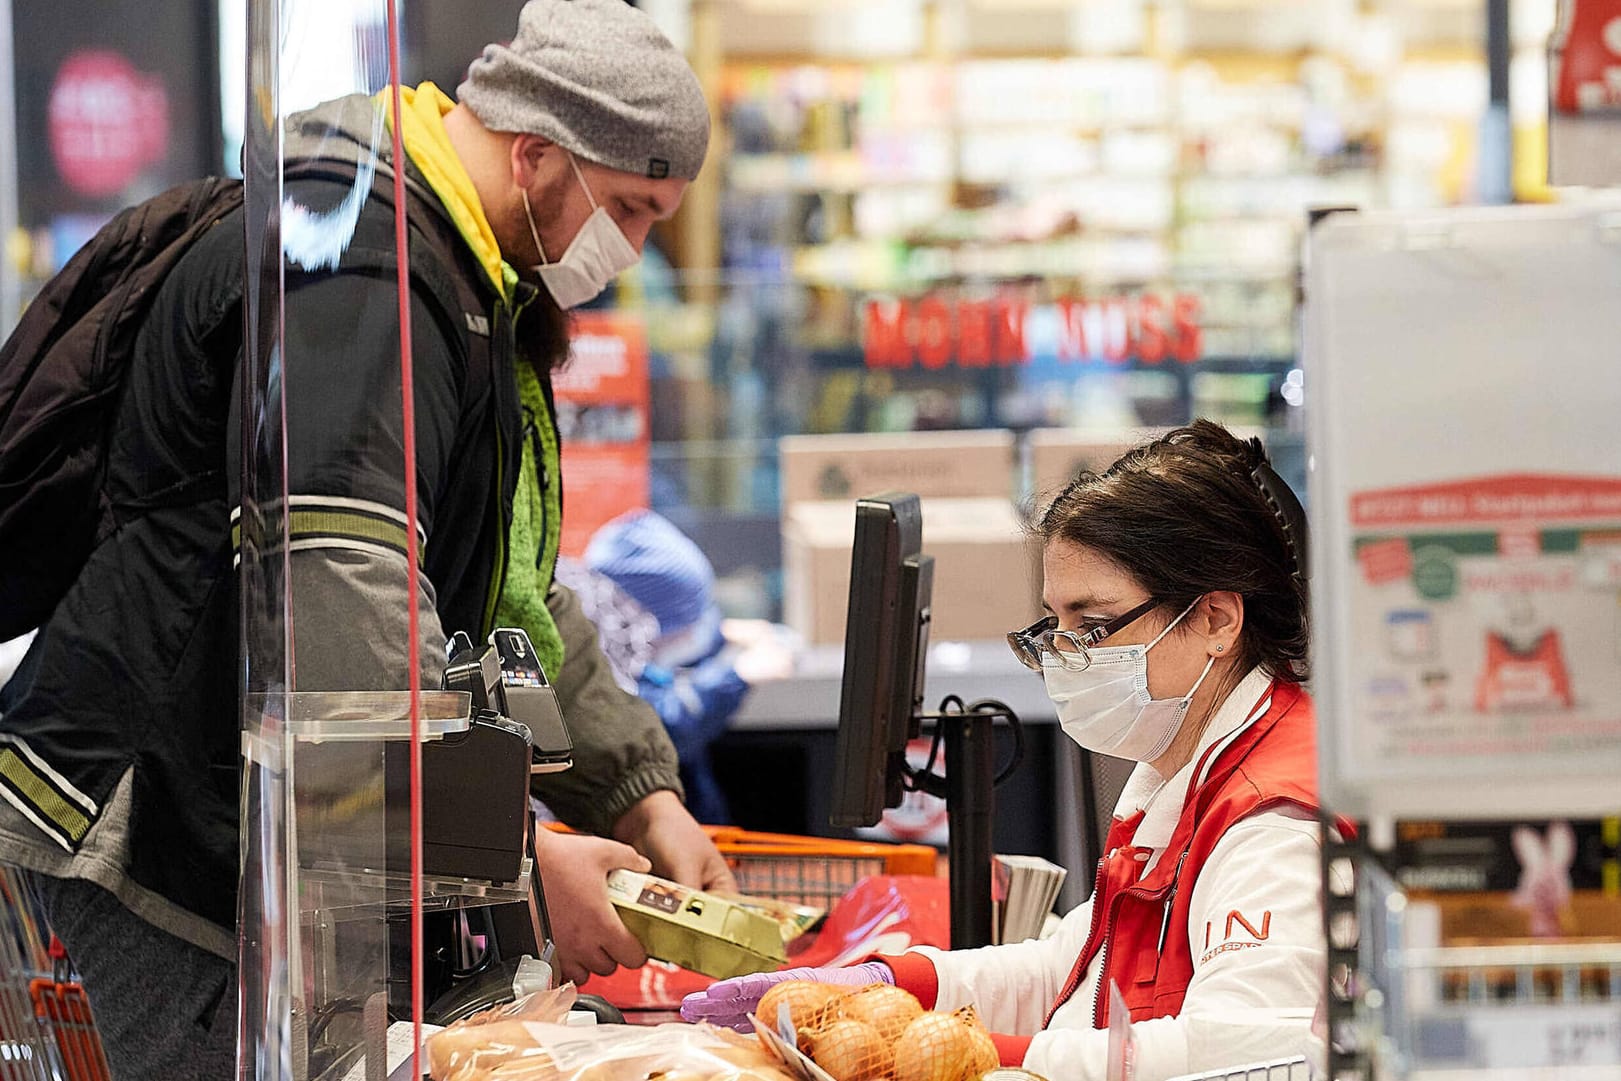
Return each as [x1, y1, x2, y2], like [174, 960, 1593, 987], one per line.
[237, 2, 502, 1076]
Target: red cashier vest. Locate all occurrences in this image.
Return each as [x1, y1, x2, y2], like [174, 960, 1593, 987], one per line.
[1045, 680, 1328, 1029]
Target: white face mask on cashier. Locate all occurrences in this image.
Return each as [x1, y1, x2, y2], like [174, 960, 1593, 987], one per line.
[522, 152, 639, 310]
[1044, 597, 1215, 762]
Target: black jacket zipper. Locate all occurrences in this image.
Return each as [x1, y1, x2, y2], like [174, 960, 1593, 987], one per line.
[522, 405, 550, 569]
[481, 313, 518, 637]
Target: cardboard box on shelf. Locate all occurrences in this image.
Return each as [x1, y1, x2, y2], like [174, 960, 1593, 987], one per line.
[778, 430, 1016, 505]
[783, 497, 1041, 646]
[1026, 427, 1161, 509]
[1026, 425, 1272, 509]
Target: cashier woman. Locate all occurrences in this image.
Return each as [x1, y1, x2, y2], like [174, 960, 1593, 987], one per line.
[683, 421, 1331, 1080]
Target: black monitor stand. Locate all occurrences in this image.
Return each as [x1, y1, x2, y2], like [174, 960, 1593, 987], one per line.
[909, 699, 1018, 950]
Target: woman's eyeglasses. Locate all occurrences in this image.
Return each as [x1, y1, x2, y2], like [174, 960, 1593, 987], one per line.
[1006, 597, 1160, 672]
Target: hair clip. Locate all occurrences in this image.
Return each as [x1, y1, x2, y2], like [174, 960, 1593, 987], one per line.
[1250, 461, 1308, 582]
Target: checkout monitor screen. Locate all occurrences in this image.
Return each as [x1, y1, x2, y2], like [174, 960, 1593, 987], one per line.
[830, 493, 934, 829]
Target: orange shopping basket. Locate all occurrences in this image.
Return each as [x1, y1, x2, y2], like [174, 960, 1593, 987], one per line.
[541, 821, 940, 906]
[704, 826, 938, 906]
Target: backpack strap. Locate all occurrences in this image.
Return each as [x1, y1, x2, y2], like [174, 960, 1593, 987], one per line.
[110, 161, 493, 531]
[283, 156, 494, 387]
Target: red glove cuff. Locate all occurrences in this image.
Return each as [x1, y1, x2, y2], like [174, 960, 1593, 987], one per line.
[870, 952, 939, 1010]
[990, 1033, 1032, 1067]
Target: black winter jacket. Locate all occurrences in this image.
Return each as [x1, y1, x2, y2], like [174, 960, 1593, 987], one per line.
[0, 97, 681, 957]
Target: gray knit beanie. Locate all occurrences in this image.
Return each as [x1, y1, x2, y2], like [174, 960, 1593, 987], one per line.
[459, 0, 710, 181]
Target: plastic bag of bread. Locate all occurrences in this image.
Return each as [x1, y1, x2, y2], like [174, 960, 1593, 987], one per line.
[428, 1014, 797, 1081]
[425, 984, 578, 1081]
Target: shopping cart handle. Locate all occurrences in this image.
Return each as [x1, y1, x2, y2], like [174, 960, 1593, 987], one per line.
[48, 934, 71, 984]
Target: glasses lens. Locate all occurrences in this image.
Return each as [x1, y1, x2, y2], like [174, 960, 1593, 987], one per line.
[1051, 632, 1092, 671]
[1007, 632, 1041, 671]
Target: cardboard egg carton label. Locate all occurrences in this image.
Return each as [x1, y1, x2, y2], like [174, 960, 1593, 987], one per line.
[606, 869, 787, 980]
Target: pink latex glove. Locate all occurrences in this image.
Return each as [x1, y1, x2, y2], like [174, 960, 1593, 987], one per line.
[680, 962, 894, 1032]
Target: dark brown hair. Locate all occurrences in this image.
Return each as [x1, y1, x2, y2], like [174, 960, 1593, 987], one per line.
[1036, 420, 1309, 681]
[517, 290, 573, 371]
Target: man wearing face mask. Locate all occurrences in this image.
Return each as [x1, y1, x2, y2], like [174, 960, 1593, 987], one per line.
[0, 1, 735, 1076]
[683, 422, 1342, 1080]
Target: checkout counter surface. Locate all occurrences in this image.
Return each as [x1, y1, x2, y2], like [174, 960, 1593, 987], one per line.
[731, 640, 1056, 731]
[720, 640, 1089, 911]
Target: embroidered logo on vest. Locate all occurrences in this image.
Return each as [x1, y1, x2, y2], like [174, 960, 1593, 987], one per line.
[1200, 909, 1272, 964]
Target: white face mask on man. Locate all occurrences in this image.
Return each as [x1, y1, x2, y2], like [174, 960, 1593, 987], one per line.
[522, 152, 639, 310]
[1043, 597, 1215, 763]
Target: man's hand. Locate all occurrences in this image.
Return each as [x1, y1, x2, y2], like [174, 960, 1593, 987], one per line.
[612, 790, 739, 895]
[533, 827, 651, 986]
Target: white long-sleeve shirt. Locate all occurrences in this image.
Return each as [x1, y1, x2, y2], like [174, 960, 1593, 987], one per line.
[896, 670, 1326, 1081]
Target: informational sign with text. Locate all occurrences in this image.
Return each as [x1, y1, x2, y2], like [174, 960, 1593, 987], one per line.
[1307, 206, 1621, 819]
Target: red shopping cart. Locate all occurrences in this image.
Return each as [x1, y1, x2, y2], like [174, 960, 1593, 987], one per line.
[0, 868, 110, 1081]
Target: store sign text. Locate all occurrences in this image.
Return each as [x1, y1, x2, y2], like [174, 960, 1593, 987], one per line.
[863, 294, 1203, 370]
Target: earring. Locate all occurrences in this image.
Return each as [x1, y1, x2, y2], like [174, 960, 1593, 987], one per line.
[1215, 644, 1225, 653]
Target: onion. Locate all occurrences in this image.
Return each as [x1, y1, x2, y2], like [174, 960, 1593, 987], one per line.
[836, 985, 924, 1043]
[807, 1020, 892, 1081]
[756, 981, 843, 1038]
[966, 1027, 998, 1076]
[947, 1006, 997, 1076]
[892, 1013, 977, 1081]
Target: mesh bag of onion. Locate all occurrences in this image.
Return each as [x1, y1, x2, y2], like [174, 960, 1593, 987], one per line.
[756, 982, 1000, 1081]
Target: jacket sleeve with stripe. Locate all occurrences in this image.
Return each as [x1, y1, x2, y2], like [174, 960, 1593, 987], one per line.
[261, 260, 684, 837]
[253, 265, 466, 697]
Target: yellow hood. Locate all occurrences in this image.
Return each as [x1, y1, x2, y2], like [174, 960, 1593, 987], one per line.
[377, 82, 514, 298]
